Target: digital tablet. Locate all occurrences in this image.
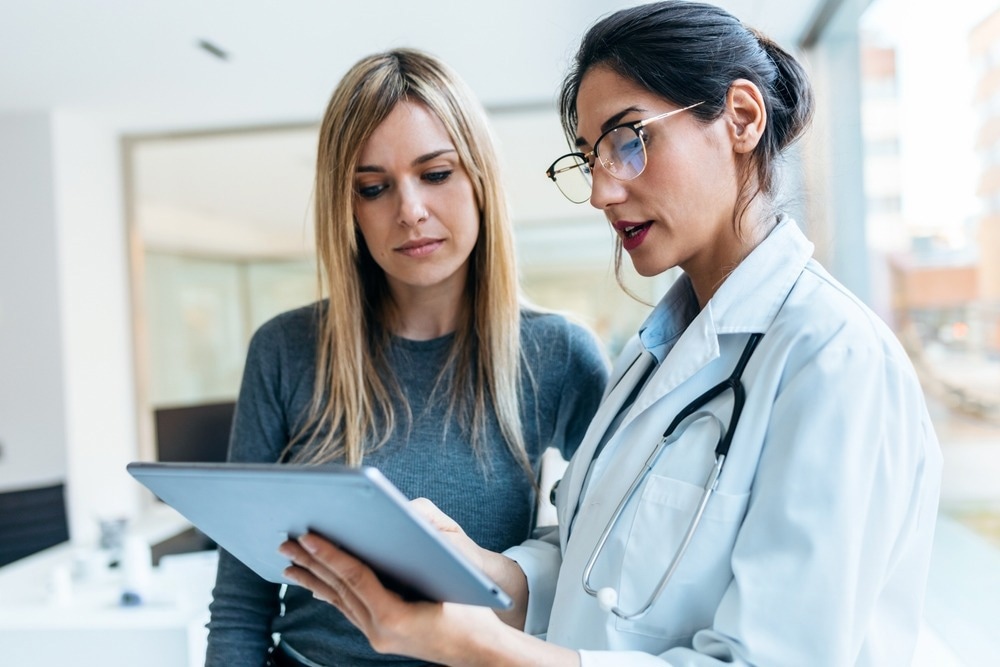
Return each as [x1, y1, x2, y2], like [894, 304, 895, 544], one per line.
[126, 461, 512, 609]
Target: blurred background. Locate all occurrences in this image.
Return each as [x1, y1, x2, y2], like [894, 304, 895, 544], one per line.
[1, 0, 998, 664]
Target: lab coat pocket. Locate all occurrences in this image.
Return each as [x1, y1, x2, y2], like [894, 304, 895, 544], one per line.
[614, 474, 749, 642]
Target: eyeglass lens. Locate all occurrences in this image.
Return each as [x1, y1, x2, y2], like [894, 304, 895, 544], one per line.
[603, 127, 646, 179]
[549, 155, 593, 203]
[549, 126, 646, 203]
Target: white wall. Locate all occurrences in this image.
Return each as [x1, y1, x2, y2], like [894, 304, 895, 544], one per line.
[0, 111, 140, 545]
[0, 113, 68, 491]
[52, 113, 141, 545]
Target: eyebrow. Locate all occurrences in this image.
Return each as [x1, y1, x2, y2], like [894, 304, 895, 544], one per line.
[574, 107, 645, 148]
[356, 148, 457, 173]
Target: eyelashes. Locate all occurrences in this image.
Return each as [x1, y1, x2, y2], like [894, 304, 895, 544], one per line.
[356, 170, 454, 201]
[422, 170, 452, 184]
[357, 183, 387, 200]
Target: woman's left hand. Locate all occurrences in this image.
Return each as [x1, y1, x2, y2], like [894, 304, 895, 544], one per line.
[279, 534, 503, 665]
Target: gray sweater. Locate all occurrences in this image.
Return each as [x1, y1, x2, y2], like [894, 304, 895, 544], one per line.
[206, 303, 609, 667]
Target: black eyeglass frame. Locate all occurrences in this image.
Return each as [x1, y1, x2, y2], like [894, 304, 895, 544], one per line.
[544, 101, 704, 203]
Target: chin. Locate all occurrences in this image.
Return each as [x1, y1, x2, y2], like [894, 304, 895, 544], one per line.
[628, 258, 672, 278]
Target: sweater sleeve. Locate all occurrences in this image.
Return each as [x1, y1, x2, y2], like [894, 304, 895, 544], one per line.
[549, 319, 610, 460]
[204, 320, 291, 666]
[505, 317, 607, 635]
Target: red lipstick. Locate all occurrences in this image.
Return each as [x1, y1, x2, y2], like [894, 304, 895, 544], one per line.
[612, 221, 653, 252]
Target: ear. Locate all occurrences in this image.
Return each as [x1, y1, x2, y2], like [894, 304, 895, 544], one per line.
[725, 79, 766, 154]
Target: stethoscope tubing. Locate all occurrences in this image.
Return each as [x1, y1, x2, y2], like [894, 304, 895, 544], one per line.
[581, 333, 763, 620]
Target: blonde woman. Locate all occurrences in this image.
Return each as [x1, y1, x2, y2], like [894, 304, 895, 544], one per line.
[205, 49, 609, 667]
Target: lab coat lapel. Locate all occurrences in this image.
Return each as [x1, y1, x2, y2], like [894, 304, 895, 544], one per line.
[621, 314, 720, 429]
[564, 311, 722, 556]
[557, 342, 655, 549]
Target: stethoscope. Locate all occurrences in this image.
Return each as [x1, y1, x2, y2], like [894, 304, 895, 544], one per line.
[581, 332, 764, 620]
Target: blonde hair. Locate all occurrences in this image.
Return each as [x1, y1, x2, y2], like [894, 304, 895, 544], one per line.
[288, 49, 528, 477]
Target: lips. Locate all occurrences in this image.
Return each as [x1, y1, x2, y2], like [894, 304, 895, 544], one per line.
[612, 220, 653, 252]
[395, 238, 444, 257]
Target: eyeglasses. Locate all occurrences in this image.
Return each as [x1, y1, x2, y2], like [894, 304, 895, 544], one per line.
[545, 102, 704, 203]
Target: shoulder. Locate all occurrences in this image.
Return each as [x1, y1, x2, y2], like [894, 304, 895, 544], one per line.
[519, 306, 610, 381]
[247, 301, 324, 361]
[770, 260, 912, 378]
[520, 308, 607, 363]
[520, 307, 602, 350]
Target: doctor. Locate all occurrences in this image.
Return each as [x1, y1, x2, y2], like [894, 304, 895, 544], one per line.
[279, 2, 943, 665]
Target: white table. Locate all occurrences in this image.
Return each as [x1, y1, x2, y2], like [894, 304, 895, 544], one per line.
[0, 505, 217, 667]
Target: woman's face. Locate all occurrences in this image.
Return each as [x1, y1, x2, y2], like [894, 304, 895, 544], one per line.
[353, 101, 479, 303]
[576, 66, 743, 280]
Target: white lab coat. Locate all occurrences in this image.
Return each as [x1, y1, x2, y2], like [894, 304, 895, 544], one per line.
[506, 218, 942, 666]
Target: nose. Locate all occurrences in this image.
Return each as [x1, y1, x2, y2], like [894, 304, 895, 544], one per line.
[588, 162, 627, 211]
[397, 180, 429, 226]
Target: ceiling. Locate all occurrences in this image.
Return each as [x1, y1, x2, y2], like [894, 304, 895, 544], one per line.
[2, 0, 827, 259]
[1, 0, 826, 132]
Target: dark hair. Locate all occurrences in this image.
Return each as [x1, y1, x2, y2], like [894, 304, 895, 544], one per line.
[560, 0, 814, 203]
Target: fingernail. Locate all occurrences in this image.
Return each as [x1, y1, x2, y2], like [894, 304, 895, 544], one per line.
[298, 535, 318, 554]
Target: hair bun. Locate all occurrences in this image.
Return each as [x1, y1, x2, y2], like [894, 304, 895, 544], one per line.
[749, 27, 814, 151]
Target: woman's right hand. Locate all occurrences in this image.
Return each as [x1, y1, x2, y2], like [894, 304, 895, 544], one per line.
[408, 498, 487, 569]
[280, 534, 577, 666]
[407, 497, 529, 630]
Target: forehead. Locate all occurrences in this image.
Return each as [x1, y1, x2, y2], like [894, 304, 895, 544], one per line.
[575, 66, 664, 138]
[359, 101, 455, 163]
